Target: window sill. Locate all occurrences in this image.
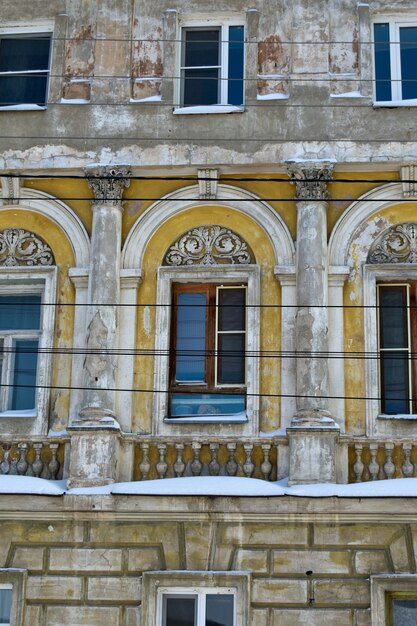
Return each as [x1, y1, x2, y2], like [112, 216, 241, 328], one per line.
[0, 104, 47, 111]
[173, 105, 244, 115]
[373, 98, 417, 107]
[0, 409, 37, 418]
[164, 412, 248, 424]
[377, 413, 417, 420]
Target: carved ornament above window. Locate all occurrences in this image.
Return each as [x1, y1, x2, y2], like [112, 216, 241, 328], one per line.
[0, 228, 55, 266]
[368, 222, 417, 264]
[163, 225, 254, 266]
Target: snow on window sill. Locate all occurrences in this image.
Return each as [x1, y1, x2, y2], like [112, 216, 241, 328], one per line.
[130, 95, 162, 103]
[173, 105, 244, 115]
[0, 104, 47, 111]
[377, 413, 417, 420]
[257, 93, 289, 100]
[60, 98, 90, 104]
[0, 408, 37, 418]
[164, 411, 248, 424]
[373, 98, 417, 107]
[330, 91, 367, 99]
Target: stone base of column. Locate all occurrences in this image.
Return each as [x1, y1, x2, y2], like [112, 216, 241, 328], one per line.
[287, 423, 340, 485]
[291, 408, 333, 424]
[67, 426, 120, 488]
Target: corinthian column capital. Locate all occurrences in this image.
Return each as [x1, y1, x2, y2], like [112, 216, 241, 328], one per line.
[85, 166, 131, 209]
[286, 162, 334, 201]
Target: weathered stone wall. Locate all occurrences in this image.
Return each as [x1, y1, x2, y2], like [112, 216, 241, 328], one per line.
[2, 495, 417, 625]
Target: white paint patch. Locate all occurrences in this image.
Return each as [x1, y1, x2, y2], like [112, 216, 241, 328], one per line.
[143, 305, 151, 336]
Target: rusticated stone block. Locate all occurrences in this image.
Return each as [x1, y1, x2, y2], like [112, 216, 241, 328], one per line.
[251, 608, 269, 626]
[49, 548, 122, 573]
[314, 525, 399, 547]
[26, 575, 82, 601]
[24, 605, 42, 626]
[46, 606, 120, 626]
[125, 606, 142, 626]
[252, 578, 307, 604]
[12, 547, 44, 572]
[87, 576, 141, 602]
[220, 523, 308, 546]
[355, 608, 372, 626]
[389, 534, 411, 572]
[354, 550, 388, 575]
[313, 579, 370, 606]
[272, 609, 352, 625]
[127, 547, 163, 572]
[234, 549, 269, 573]
[273, 549, 351, 575]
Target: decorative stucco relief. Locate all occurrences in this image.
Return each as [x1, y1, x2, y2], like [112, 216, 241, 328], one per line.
[0, 228, 55, 266]
[163, 225, 254, 266]
[368, 222, 417, 264]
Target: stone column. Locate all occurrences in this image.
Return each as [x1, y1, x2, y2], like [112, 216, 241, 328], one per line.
[68, 166, 130, 488]
[79, 166, 131, 423]
[286, 162, 340, 484]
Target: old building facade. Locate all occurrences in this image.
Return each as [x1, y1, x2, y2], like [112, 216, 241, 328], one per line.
[1, 0, 417, 624]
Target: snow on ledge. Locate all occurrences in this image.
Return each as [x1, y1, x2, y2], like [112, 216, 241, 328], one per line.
[130, 95, 162, 103]
[3, 475, 417, 498]
[257, 93, 289, 100]
[173, 105, 244, 115]
[330, 91, 366, 99]
[0, 104, 47, 111]
[0, 476, 64, 496]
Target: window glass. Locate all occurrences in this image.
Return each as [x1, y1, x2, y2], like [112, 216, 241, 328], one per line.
[374, 23, 392, 101]
[227, 26, 244, 106]
[182, 29, 220, 106]
[171, 392, 245, 416]
[392, 599, 417, 625]
[11, 339, 38, 410]
[379, 287, 408, 349]
[165, 595, 196, 626]
[399, 26, 417, 100]
[0, 587, 11, 625]
[0, 295, 41, 331]
[175, 292, 206, 382]
[206, 594, 234, 626]
[380, 352, 410, 414]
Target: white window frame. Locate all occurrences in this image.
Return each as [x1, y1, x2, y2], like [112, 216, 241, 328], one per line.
[0, 22, 54, 111]
[142, 571, 250, 626]
[153, 265, 260, 436]
[373, 15, 417, 105]
[371, 574, 417, 626]
[364, 264, 417, 436]
[0, 570, 26, 626]
[0, 267, 57, 436]
[174, 15, 245, 114]
[158, 586, 236, 626]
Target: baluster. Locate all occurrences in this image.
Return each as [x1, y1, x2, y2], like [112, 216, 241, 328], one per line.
[174, 444, 185, 477]
[191, 443, 202, 476]
[383, 442, 395, 479]
[353, 444, 364, 483]
[156, 444, 168, 479]
[243, 443, 254, 478]
[9, 448, 18, 475]
[226, 443, 238, 476]
[209, 443, 220, 476]
[139, 443, 151, 480]
[261, 444, 272, 480]
[402, 443, 413, 478]
[17, 443, 28, 476]
[368, 443, 380, 481]
[0, 445, 10, 475]
[49, 444, 60, 479]
[32, 443, 44, 478]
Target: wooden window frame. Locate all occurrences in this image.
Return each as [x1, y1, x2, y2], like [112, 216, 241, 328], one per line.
[169, 283, 246, 409]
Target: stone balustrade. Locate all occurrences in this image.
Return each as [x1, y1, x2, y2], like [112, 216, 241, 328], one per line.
[132, 438, 288, 481]
[346, 439, 417, 483]
[0, 440, 66, 480]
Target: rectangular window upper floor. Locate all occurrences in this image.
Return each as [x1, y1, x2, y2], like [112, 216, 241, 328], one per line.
[373, 17, 417, 105]
[174, 17, 245, 114]
[0, 24, 53, 110]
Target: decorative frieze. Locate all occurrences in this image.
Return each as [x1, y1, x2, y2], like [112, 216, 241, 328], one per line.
[287, 162, 334, 201]
[368, 222, 417, 263]
[0, 228, 55, 266]
[85, 166, 131, 207]
[163, 225, 253, 265]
